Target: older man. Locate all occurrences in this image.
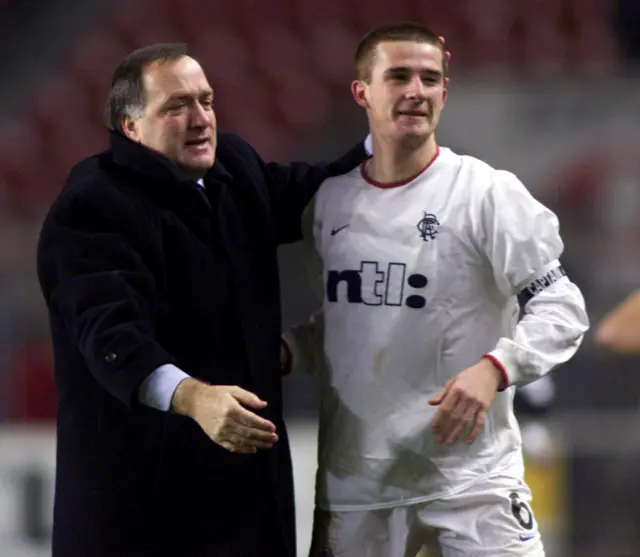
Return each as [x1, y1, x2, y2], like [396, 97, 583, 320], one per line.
[37, 43, 366, 557]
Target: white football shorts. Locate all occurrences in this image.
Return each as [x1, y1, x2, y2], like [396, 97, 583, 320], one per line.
[308, 473, 545, 557]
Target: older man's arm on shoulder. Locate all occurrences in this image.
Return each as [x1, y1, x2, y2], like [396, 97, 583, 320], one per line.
[595, 290, 640, 355]
[219, 132, 370, 244]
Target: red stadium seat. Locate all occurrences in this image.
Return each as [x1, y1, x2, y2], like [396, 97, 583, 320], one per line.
[231, 0, 296, 35]
[290, 0, 352, 37]
[566, 0, 607, 22]
[461, 0, 513, 40]
[251, 25, 311, 85]
[43, 118, 107, 175]
[0, 118, 54, 215]
[212, 74, 276, 124]
[29, 72, 95, 136]
[452, 0, 516, 70]
[521, 21, 570, 75]
[110, 0, 184, 48]
[410, 2, 461, 34]
[513, 0, 564, 24]
[229, 108, 293, 161]
[190, 28, 253, 87]
[0, 118, 46, 179]
[0, 0, 620, 215]
[9, 337, 56, 422]
[571, 21, 619, 74]
[70, 29, 131, 101]
[173, 0, 242, 42]
[307, 23, 359, 88]
[272, 72, 333, 133]
[346, 0, 415, 34]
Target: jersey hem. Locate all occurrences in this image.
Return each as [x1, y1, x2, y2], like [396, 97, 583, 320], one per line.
[314, 460, 519, 512]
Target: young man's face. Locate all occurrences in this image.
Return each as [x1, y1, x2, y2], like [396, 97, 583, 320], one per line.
[123, 56, 217, 179]
[353, 41, 447, 149]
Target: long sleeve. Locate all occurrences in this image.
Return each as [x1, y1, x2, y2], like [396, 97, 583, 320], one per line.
[37, 189, 177, 407]
[478, 170, 589, 388]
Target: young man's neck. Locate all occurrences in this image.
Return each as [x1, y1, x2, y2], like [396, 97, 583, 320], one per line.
[365, 135, 438, 185]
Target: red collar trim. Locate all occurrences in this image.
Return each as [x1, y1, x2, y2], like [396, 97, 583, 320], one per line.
[361, 146, 441, 189]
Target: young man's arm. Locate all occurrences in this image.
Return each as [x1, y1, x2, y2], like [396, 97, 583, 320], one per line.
[478, 170, 589, 389]
[281, 201, 326, 377]
[430, 170, 589, 445]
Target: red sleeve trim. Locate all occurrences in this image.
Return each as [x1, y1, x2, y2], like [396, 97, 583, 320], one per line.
[281, 338, 293, 376]
[483, 354, 509, 391]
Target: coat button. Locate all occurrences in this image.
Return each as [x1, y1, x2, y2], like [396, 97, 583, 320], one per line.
[104, 352, 117, 363]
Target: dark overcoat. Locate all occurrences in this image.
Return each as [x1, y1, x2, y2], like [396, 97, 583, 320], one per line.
[36, 130, 365, 556]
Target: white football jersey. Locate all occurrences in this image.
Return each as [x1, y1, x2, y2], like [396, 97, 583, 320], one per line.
[286, 146, 588, 511]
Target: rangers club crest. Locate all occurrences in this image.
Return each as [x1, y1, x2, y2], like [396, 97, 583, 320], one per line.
[417, 212, 439, 242]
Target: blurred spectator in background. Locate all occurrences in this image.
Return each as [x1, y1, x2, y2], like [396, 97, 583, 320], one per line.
[596, 290, 640, 355]
[615, 0, 640, 65]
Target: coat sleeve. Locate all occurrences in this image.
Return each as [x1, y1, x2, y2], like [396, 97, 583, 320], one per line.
[37, 188, 177, 407]
[477, 170, 589, 389]
[241, 137, 367, 244]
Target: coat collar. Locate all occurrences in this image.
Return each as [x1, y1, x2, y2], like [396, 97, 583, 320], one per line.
[108, 130, 233, 186]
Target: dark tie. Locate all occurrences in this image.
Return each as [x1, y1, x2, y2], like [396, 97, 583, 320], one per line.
[194, 183, 211, 210]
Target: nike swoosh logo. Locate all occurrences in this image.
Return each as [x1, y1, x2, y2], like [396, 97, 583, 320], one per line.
[330, 224, 350, 236]
[519, 535, 535, 542]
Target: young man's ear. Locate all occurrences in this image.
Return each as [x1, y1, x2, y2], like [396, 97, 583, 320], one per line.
[351, 80, 370, 110]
